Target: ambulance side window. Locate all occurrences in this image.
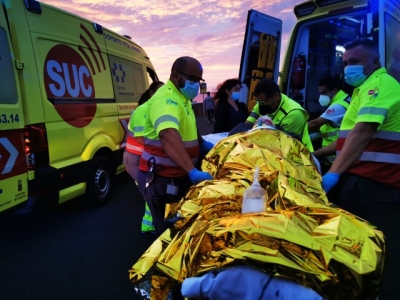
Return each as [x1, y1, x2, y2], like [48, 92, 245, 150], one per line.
[0, 28, 18, 104]
[109, 55, 146, 104]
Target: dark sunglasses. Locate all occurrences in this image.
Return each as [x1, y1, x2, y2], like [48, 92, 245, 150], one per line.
[178, 71, 205, 84]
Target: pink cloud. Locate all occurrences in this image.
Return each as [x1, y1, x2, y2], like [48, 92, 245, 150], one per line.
[41, 0, 299, 90]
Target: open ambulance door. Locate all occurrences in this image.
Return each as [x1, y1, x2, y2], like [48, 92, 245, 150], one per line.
[239, 9, 282, 111]
[381, 0, 400, 83]
[0, 6, 28, 212]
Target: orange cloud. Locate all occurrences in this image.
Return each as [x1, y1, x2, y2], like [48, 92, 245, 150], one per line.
[41, 0, 299, 90]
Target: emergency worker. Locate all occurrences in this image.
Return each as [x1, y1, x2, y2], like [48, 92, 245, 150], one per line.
[308, 76, 350, 173]
[137, 56, 213, 237]
[318, 38, 400, 300]
[124, 81, 164, 233]
[246, 79, 313, 151]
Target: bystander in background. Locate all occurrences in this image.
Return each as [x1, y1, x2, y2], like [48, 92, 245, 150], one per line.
[213, 78, 249, 133]
[204, 91, 215, 123]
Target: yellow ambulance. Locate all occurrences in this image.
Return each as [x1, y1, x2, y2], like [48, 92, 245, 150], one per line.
[239, 0, 400, 116]
[0, 0, 158, 212]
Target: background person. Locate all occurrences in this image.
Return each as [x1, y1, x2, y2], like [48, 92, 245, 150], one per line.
[246, 79, 313, 151]
[308, 76, 350, 173]
[320, 38, 400, 300]
[203, 91, 215, 123]
[213, 78, 249, 134]
[123, 81, 164, 233]
[137, 56, 213, 237]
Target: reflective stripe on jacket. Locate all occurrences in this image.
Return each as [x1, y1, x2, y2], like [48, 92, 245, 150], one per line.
[139, 80, 199, 177]
[336, 68, 400, 188]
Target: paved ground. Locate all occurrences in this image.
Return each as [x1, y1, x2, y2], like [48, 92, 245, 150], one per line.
[0, 172, 156, 300]
[0, 114, 215, 300]
[196, 113, 214, 136]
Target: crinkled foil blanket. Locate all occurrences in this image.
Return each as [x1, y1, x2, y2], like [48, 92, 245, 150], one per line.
[129, 129, 384, 300]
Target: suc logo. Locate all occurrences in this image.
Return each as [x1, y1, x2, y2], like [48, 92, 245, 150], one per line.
[44, 44, 96, 127]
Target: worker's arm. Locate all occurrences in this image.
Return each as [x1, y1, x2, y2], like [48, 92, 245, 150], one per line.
[159, 128, 195, 173]
[308, 117, 329, 133]
[328, 122, 378, 174]
[245, 104, 259, 124]
[313, 141, 337, 158]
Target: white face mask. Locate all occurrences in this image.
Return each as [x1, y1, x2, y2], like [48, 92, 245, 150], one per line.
[318, 90, 333, 107]
[318, 95, 331, 107]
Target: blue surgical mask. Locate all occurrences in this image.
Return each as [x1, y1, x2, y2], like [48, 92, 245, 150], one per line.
[344, 59, 373, 87]
[180, 80, 199, 100]
[231, 91, 240, 101]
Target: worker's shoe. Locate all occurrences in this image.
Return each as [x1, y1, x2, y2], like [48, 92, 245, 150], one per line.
[141, 225, 155, 234]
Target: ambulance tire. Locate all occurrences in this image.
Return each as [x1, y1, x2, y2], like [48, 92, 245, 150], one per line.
[86, 155, 115, 205]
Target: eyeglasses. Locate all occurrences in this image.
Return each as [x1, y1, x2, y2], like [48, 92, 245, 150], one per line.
[256, 97, 281, 107]
[255, 98, 271, 106]
[255, 100, 267, 106]
[178, 71, 205, 84]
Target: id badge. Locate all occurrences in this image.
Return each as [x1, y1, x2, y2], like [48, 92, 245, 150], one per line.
[166, 184, 179, 195]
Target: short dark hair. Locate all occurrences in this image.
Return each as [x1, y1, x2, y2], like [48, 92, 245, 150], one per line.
[254, 79, 280, 98]
[344, 38, 380, 57]
[171, 57, 187, 72]
[138, 81, 164, 106]
[318, 76, 342, 91]
[149, 81, 164, 92]
[207, 91, 210, 96]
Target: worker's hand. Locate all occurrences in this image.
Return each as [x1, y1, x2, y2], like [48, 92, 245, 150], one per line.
[322, 172, 340, 193]
[188, 168, 213, 184]
[200, 140, 214, 153]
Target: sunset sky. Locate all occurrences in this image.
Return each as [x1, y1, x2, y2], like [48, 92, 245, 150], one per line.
[42, 0, 301, 98]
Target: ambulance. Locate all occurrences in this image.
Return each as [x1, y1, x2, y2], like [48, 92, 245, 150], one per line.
[239, 0, 400, 116]
[0, 0, 158, 212]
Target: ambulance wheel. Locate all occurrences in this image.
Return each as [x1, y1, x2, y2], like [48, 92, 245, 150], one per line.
[86, 156, 115, 205]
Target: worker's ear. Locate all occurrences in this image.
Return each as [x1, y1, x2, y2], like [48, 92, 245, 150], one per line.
[171, 69, 180, 81]
[331, 88, 338, 97]
[171, 69, 183, 87]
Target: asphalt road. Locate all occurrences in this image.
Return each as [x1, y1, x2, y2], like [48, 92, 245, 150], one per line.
[0, 115, 213, 300]
[0, 172, 155, 300]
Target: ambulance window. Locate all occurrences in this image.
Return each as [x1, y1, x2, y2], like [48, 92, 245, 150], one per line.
[0, 28, 18, 104]
[385, 13, 400, 83]
[132, 67, 146, 95]
[109, 55, 146, 103]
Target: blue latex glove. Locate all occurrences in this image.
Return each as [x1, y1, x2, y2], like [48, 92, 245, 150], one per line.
[200, 140, 214, 153]
[322, 172, 340, 193]
[188, 168, 213, 184]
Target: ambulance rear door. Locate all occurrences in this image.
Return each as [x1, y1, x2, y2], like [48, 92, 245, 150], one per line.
[239, 9, 282, 111]
[0, 5, 28, 212]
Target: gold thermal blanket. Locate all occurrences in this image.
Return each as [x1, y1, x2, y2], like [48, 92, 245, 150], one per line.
[129, 129, 384, 300]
